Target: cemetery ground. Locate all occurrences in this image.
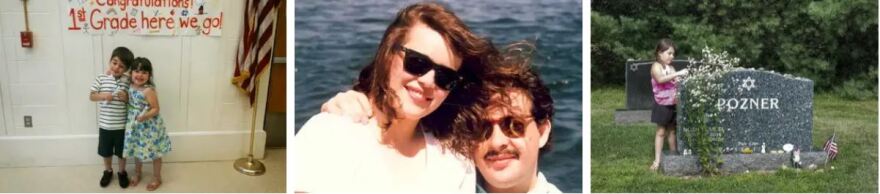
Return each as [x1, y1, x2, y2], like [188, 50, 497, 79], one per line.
[591, 87, 877, 192]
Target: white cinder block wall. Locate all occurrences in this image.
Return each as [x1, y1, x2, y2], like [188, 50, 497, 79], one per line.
[0, 1, 269, 167]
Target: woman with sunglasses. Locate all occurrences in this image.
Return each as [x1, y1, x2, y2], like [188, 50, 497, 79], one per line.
[295, 3, 498, 192]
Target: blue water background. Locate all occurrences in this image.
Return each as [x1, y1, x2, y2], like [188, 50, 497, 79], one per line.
[294, 0, 582, 192]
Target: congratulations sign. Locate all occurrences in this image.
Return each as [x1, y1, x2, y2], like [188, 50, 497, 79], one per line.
[66, 0, 224, 36]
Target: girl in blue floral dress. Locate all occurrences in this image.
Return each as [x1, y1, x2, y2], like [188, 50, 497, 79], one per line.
[123, 57, 171, 191]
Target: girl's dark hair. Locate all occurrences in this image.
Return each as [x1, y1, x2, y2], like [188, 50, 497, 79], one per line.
[654, 38, 675, 61]
[130, 57, 155, 87]
[351, 2, 499, 159]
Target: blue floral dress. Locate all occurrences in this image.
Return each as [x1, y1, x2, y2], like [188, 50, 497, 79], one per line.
[123, 86, 172, 161]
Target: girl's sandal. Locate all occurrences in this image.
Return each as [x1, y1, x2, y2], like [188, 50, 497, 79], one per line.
[129, 173, 142, 187]
[146, 178, 162, 191]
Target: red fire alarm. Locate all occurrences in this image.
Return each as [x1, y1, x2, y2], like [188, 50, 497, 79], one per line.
[21, 31, 32, 48]
[20, 0, 32, 48]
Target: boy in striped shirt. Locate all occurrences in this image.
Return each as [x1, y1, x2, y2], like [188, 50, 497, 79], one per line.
[89, 47, 134, 188]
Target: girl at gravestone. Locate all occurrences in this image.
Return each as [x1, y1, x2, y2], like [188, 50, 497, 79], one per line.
[649, 38, 689, 171]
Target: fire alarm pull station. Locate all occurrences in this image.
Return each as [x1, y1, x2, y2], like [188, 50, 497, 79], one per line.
[21, 0, 33, 48]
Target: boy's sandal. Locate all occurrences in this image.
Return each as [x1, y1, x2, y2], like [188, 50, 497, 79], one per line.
[146, 179, 162, 191]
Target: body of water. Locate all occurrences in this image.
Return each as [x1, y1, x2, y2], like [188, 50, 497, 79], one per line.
[294, 0, 582, 192]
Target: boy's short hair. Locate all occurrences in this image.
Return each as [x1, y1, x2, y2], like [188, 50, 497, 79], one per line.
[111, 47, 134, 70]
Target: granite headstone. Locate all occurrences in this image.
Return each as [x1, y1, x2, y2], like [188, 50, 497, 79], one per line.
[677, 68, 815, 153]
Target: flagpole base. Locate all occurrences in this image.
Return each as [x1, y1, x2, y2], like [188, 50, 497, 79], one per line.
[234, 156, 266, 176]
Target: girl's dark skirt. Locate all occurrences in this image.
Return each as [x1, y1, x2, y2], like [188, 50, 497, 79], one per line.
[651, 103, 677, 125]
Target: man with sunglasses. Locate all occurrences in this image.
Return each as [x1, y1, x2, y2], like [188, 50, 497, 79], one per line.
[472, 50, 560, 193]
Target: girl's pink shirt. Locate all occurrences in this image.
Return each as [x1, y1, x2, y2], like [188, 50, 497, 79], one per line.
[651, 65, 677, 105]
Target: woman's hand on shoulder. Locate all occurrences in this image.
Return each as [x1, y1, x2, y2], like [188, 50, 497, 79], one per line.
[321, 90, 371, 124]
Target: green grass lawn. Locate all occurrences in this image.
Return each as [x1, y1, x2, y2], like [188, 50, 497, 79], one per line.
[591, 87, 878, 192]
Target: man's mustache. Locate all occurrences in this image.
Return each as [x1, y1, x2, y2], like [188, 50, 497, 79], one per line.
[484, 147, 520, 160]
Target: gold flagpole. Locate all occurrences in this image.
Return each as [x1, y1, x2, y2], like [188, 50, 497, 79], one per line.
[234, 0, 281, 176]
[234, 76, 267, 176]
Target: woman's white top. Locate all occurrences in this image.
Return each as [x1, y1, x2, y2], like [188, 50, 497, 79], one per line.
[294, 113, 476, 192]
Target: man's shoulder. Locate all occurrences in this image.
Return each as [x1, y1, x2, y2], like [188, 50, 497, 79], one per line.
[535, 171, 563, 193]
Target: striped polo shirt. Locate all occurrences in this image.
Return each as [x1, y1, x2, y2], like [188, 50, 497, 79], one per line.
[90, 74, 130, 130]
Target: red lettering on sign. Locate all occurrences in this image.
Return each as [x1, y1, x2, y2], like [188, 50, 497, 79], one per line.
[90, 9, 103, 30]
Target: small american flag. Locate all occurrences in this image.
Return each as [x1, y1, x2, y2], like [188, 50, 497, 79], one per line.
[824, 133, 839, 160]
[232, 0, 282, 105]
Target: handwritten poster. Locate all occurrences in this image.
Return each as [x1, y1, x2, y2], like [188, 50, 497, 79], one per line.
[66, 0, 224, 36]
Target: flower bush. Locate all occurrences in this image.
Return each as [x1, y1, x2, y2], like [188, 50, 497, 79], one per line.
[679, 47, 739, 175]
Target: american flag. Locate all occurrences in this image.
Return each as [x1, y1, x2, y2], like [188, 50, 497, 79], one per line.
[824, 133, 839, 160]
[232, 0, 282, 105]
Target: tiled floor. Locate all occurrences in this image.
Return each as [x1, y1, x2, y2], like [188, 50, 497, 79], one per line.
[0, 149, 286, 193]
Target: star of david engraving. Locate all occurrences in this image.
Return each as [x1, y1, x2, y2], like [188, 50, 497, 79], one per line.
[741, 76, 756, 91]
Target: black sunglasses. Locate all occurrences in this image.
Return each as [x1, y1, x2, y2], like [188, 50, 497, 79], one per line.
[396, 45, 463, 91]
[480, 116, 534, 140]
